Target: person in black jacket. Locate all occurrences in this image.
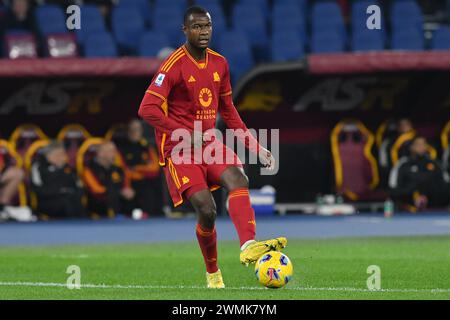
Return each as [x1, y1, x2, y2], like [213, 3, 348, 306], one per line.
[388, 136, 450, 211]
[116, 119, 163, 217]
[30, 141, 85, 219]
[82, 141, 135, 218]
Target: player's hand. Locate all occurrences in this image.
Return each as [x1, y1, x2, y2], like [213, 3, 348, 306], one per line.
[121, 187, 135, 200]
[259, 147, 275, 170]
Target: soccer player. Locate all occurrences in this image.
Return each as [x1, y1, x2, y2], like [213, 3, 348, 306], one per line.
[138, 6, 287, 288]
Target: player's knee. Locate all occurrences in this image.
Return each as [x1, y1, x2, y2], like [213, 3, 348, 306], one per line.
[197, 201, 217, 223]
[227, 171, 249, 190]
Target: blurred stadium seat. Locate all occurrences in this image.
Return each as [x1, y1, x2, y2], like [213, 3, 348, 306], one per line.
[105, 124, 127, 143]
[195, 0, 221, 7]
[152, 5, 184, 47]
[34, 4, 67, 36]
[45, 33, 78, 58]
[330, 120, 380, 201]
[24, 139, 50, 174]
[57, 124, 91, 168]
[272, 3, 307, 45]
[271, 30, 305, 61]
[352, 29, 385, 51]
[84, 32, 118, 57]
[116, 0, 152, 26]
[311, 31, 345, 53]
[138, 31, 171, 57]
[153, 0, 187, 11]
[391, 28, 424, 50]
[390, 0, 423, 31]
[111, 5, 146, 54]
[218, 31, 254, 83]
[9, 124, 48, 159]
[75, 5, 107, 45]
[76, 137, 105, 176]
[231, 4, 268, 49]
[311, 1, 346, 38]
[3, 32, 38, 59]
[237, 0, 270, 19]
[431, 26, 450, 50]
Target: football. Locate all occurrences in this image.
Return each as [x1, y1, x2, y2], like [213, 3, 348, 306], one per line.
[255, 251, 293, 288]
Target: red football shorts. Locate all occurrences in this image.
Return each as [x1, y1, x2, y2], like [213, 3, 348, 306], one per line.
[163, 142, 242, 207]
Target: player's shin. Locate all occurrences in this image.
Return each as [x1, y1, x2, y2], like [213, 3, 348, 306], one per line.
[227, 188, 256, 247]
[195, 224, 219, 273]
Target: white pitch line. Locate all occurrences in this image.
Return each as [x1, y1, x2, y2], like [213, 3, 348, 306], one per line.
[0, 281, 449, 294]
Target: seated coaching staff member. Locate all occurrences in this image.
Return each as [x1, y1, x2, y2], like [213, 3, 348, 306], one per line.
[30, 141, 85, 219]
[389, 136, 450, 211]
[83, 141, 135, 218]
[116, 119, 163, 216]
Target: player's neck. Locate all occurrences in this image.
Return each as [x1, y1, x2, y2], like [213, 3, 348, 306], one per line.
[185, 43, 206, 61]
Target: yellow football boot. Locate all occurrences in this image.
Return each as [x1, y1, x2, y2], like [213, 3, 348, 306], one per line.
[206, 269, 225, 289]
[240, 237, 288, 265]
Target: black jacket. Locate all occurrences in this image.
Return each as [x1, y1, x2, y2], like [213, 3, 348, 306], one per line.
[30, 157, 82, 198]
[388, 154, 450, 202]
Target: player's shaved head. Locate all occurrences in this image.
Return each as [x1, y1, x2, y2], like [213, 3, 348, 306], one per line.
[183, 6, 209, 26]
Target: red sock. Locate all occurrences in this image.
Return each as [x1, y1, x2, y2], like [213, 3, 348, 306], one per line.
[228, 188, 256, 246]
[196, 224, 218, 273]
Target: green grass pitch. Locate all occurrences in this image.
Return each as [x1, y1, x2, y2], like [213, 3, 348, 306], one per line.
[1, 236, 449, 299]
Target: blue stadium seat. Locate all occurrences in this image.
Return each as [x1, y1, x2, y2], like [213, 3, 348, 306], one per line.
[237, 0, 270, 18]
[153, 0, 187, 12]
[84, 32, 118, 57]
[232, 4, 268, 48]
[391, 28, 424, 51]
[311, 31, 345, 53]
[272, 3, 307, 43]
[112, 5, 145, 53]
[35, 5, 67, 36]
[76, 5, 106, 45]
[194, 0, 221, 6]
[277, 0, 308, 11]
[218, 31, 254, 83]
[351, 0, 381, 26]
[390, 0, 423, 31]
[351, 0, 385, 43]
[116, 0, 152, 26]
[431, 26, 450, 50]
[152, 6, 184, 47]
[271, 30, 305, 61]
[138, 32, 170, 57]
[352, 29, 385, 51]
[311, 2, 345, 39]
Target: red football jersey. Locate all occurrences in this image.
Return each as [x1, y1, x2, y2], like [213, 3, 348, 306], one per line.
[139, 44, 254, 166]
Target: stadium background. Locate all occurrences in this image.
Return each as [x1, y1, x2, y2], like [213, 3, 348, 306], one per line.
[1, 0, 450, 211]
[1, 0, 450, 300]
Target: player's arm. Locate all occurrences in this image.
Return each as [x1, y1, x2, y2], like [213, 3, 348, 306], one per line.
[138, 67, 185, 135]
[218, 61, 275, 170]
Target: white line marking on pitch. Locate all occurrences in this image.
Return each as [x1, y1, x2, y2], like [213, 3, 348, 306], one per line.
[0, 281, 449, 293]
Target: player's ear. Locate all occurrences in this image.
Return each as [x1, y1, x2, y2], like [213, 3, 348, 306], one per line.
[182, 24, 187, 36]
